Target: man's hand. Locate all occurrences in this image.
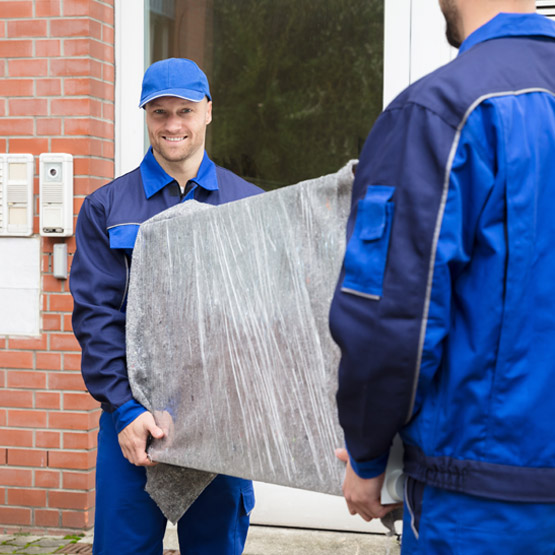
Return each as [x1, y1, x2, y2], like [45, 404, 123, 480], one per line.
[335, 448, 401, 522]
[118, 411, 164, 467]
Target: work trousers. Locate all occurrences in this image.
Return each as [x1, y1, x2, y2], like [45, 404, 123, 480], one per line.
[402, 477, 555, 554]
[93, 411, 254, 555]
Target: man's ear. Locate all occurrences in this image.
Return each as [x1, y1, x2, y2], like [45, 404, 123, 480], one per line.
[205, 100, 213, 125]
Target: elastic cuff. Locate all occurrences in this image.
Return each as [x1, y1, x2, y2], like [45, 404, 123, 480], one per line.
[348, 450, 389, 479]
[112, 399, 147, 434]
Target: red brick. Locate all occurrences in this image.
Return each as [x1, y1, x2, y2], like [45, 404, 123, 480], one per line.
[0, 468, 33, 486]
[0, 390, 33, 408]
[10, 138, 50, 156]
[64, 119, 91, 136]
[36, 430, 61, 449]
[7, 448, 47, 467]
[74, 157, 113, 179]
[63, 314, 73, 332]
[50, 18, 91, 38]
[36, 0, 61, 17]
[35, 39, 61, 57]
[2, 2, 33, 18]
[48, 450, 96, 470]
[7, 20, 48, 37]
[43, 274, 63, 293]
[0, 428, 33, 448]
[36, 78, 62, 97]
[62, 0, 90, 16]
[103, 23, 114, 45]
[51, 97, 93, 117]
[0, 409, 6, 427]
[0, 507, 31, 525]
[91, 1, 113, 24]
[48, 294, 74, 313]
[6, 371, 46, 390]
[0, 118, 33, 135]
[49, 411, 96, 431]
[8, 335, 47, 350]
[102, 140, 115, 159]
[0, 351, 34, 369]
[0, 40, 33, 58]
[103, 62, 115, 83]
[49, 489, 94, 510]
[63, 38, 90, 57]
[9, 98, 48, 117]
[62, 508, 93, 529]
[50, 333, 80, 352]
[36, 118, 61, 136]
[8, 410, 47, 429]
[63, 430, 97, 450]
[0, 78, 33, 96]
[35, 469, 61, 489]
[41, 314, 62, 332]
[63, 354, 82, 372]
[102, 100, 114, 120]
[48, 372, 86, 392]
[8, 487, 47, 507]
[63, 392, 99, 411]
[62, 469, 95, 490]
[36, 352, 61, 370]
[8, 59, 48, 77]
[35, 509, 60, 527]
[51, 137, 94, 156]
[35, 392, 61, 410]
[0, 448, 6, 464]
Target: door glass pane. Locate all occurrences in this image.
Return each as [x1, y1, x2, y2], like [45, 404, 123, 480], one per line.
[147, 0, 384, 190]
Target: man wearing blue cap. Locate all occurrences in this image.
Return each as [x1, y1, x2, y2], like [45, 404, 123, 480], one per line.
[70, 58, 261, 555]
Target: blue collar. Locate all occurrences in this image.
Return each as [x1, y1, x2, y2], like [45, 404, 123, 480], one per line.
[139, 148, 219, 199]
[459, 12, 555, 55]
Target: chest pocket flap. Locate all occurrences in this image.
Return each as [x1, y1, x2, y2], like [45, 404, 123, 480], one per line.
[108, 223, 140, 252]
[341, 185, 395, 300]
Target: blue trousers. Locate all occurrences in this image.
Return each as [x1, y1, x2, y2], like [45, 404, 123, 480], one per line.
[402, 477, 555, 554]
[93, 411, 254, 555]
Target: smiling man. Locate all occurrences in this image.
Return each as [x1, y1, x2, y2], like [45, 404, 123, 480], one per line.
[70, 58, 261, 555]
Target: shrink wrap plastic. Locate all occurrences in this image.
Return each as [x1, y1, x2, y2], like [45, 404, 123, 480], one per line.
[126, 161, 356, 522]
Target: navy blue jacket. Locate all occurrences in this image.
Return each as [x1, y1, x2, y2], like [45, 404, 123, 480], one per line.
[71, 149, 262, 432]
[330, 13, 555, 502]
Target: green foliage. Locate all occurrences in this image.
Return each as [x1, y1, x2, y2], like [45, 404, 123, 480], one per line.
[209, 0, 384, 189]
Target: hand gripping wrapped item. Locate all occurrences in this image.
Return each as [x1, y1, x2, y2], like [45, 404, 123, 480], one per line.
[126, 161, 356, 522]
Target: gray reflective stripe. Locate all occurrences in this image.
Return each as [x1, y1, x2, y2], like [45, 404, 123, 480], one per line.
[107, 222, 142, 230]
[119, 255, 129, 311]
[407, 88, 555, 424]
[340, 287, 380, 300]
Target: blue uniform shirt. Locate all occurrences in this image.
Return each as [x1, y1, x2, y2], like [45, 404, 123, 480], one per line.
[330, 13, 555, 502]
[71, 149, 262, 432]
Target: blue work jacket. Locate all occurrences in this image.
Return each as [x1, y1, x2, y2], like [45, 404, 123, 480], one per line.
[71, 149, 262, 433]
[330, 13, 555, 502]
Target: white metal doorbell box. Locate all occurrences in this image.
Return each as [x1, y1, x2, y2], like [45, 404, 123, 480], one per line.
[39, 153, 74, 237]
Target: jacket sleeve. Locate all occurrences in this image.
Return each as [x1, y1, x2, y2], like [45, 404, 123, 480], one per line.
[329, 102, 457, 477]
[70, 195, 144, 426]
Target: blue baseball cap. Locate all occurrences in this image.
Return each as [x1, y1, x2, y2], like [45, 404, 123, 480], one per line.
[139, 58, 211, 108]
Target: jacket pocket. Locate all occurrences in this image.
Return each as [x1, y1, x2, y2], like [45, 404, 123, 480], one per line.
[107, 223, 140, 252]
[341, 185, 395, 299]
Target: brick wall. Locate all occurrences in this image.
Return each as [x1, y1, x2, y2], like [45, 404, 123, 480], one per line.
[0, 0, 115, 533]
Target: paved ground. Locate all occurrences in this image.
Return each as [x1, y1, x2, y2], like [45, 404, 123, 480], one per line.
[0, 526, 401, 554]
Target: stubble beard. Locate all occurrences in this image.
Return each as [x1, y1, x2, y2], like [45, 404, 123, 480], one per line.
[440, 0, 464, 49]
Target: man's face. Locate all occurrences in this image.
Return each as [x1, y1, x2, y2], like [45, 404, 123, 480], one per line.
[145, 96, 212, 166]
[439, 0, 464, 48]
